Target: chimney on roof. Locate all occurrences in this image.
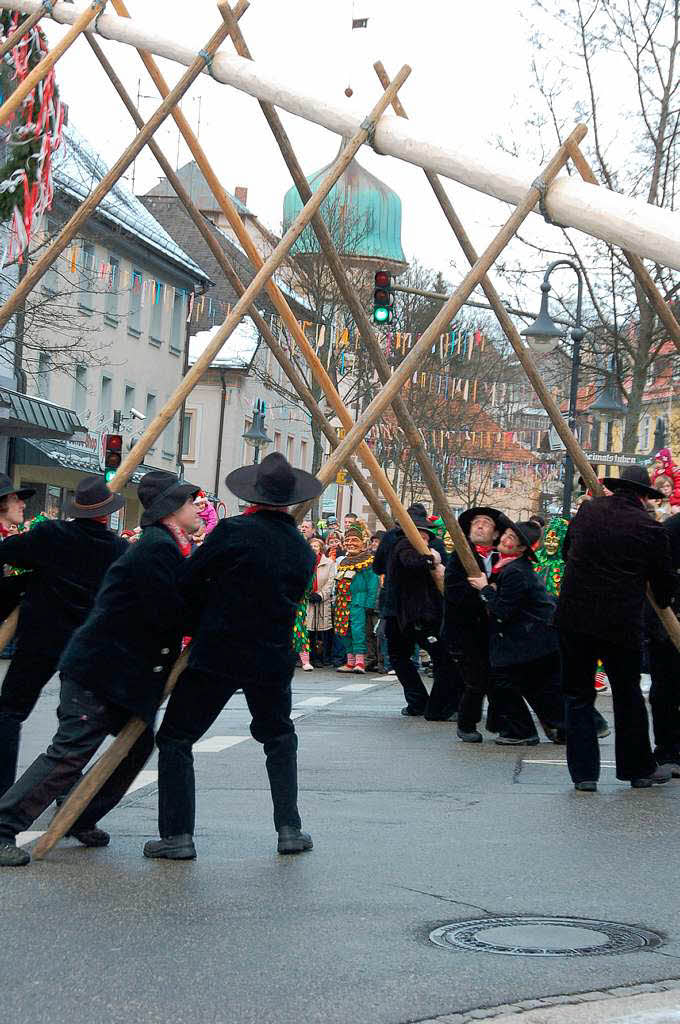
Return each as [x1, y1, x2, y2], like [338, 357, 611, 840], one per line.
[235, 186, 248, 207]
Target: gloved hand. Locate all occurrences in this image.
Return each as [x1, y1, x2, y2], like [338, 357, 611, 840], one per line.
[308, 592, 323, 604]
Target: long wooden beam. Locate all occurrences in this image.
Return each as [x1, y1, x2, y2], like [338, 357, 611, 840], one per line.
[376, 61, 680, 653]
[0, 14, 236, 332]
[319, 127, 588, 487]
[219, 3, 478, 575]
[0, 0, 106, 127]
[3, 0, 678, 269]
[86, 30, 391, 529]
[30, 74, 411, 860]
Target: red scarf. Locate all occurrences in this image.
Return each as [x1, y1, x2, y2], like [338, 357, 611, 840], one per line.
[475, 543, 493, 557]
[492, 553, 520, 574]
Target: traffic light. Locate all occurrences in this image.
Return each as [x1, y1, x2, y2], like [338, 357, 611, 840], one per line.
[103, 433, 123, 483]
[373, 269, 393, 324]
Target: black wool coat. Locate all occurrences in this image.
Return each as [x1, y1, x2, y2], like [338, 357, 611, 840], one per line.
[374, 527, 447, 618]
[441, 544, 497, 652]
[389, 536, 442, 633]
[60, 525, 189, 723]
[0, 520, 127, 656]
[180, 508, 315, 687]
[557, 491, 675, 649]
[480, 556, 558, 668]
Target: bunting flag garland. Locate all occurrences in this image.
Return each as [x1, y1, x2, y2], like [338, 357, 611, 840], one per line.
[0, 9, 64, 264]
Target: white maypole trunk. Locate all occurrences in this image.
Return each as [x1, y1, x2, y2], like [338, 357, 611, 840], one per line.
[5, 0, 680, 270]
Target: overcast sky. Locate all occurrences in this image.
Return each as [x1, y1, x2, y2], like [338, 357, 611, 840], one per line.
[42, 1, 564, 301]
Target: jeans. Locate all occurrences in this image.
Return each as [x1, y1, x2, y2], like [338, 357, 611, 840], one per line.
[0, 675, 154, 841]
[385, 617, 462, 718]
[492, 653, 565, 739]
[156, 668, 301, 836]
[560, 630, 655, 783]
[648, 640, 680, 763]
[0, 647, 61, 797]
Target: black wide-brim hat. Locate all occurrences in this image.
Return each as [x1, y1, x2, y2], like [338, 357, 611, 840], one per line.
[502, 518, 541, 561]
[64, 475, 125, 519]
[458, 506, 505, 536]
[226, 452, 323, 507]
[602, 464, 663, 500]
[0, 472, 35, 502]
[139, 470, 200, 527]
[409, 512, 437, 535]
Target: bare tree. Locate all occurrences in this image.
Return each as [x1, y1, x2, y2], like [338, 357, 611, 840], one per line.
[496, 0, 679, 452]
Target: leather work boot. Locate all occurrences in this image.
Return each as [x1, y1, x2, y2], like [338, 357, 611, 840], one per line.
[0, 841, 30, 867]
[67, 827, 110, 847]
[277, 826, 313, 855]
[143, 834, 197, 860]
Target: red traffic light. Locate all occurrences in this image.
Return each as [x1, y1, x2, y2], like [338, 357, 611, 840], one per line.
[103, 433, 123, 470]
[105, 434, 122, 452]
[375, 270, 390, 288]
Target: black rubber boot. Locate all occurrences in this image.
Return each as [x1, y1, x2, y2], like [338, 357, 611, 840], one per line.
[143, 834, 196, 860]
[277, 827, 313, 854]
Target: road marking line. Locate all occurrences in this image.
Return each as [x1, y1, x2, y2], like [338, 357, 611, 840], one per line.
[294, 696, 341, 707]
[290, 711, 307, 720]
[336, 683, 377, 692]
[372, 675, 395, 682]
[522, 759, 616, 767]
[17, 831, 44, 847]
[193, 736, 249, 753]
[125, 770, 158, 794]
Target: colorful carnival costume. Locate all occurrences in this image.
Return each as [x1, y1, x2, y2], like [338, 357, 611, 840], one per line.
[533, 516, 569, 596]
[651, 448, 680, 508]
[334, 526, 380, 673]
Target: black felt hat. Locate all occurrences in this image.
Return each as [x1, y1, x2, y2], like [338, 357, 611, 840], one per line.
[226, 452, 322, 507]
[0, 473, 34, 502]
[502, 519, 542, 561]
[602, 465, 663, 500]
[64, 475, 124, 519]
[139, 470, 200, 527]
[409, 512, 437, 535]
[458, 506, 506, 536]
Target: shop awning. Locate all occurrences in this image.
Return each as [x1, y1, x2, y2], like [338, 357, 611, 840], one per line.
[0, 388, 85, 440]
[14, 437, 157, 484]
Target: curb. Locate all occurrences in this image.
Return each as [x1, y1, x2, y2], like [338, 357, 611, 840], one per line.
[411, 978, 680, 1023]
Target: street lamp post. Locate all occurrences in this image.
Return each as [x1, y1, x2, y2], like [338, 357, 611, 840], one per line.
[521, 259, 585, 517]
[242, 398, 272, 464]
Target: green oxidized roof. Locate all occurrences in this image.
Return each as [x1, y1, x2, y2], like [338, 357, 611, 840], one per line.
[282, 147, 406, 269]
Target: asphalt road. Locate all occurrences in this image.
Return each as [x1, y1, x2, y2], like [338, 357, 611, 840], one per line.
[1, 666, 679, 1024]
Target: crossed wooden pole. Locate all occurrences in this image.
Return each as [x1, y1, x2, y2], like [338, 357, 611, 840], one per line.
[0, 1, 669, 857]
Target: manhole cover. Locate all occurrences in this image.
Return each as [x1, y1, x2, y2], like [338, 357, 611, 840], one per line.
[429, 916, 662, 957]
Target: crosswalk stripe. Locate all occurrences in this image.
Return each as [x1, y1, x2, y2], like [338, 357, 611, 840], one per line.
[294, 696, 341, 707]
[16, 831, 45, 847]
[336, 683, 377, 692]
[193, 736, 249, 753]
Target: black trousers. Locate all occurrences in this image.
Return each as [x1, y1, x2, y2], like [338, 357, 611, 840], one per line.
[560, 630, 655, 783]
[457, 637, 496, 732]
[648, 640, 680, 764]
[385, 617, 462, 719]
[492, 653, 565, 739]
[0, 675, 154, 841]
[156, 668, 301, 837]
[0, 647, 62, 798]
[308, 629, 334, 666]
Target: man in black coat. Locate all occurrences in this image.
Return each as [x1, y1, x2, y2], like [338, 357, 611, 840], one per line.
[645, 513, 680, 775]
[385, 512, 461, 719]
[0, 470, 200, 866]
[373, 503, 449, 714]
[144, 453, 320, 862]
[557, 466, 676, 791]
[467, 519, 564, 744]
[441, 507, 505, 742]
[0, 476, 128, 798]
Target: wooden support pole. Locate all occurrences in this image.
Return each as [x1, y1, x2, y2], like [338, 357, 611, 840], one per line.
[565, 140, 680, 355]
[319, 127, 588, 489]
[86, 29, 391, 529]
[0, 0, 106, 128]
[375, 63, 680, 654]
[107, 67, 411, 489]
[0, 1, 49, 61]
[32, 649, 190, 860]
[219, 3, 477, 576]
[2, 0, 678, 269]
[0, 14, 235, 333]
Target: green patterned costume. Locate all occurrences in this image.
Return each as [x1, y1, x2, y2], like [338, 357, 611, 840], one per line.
[533, 516, 569, 596]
